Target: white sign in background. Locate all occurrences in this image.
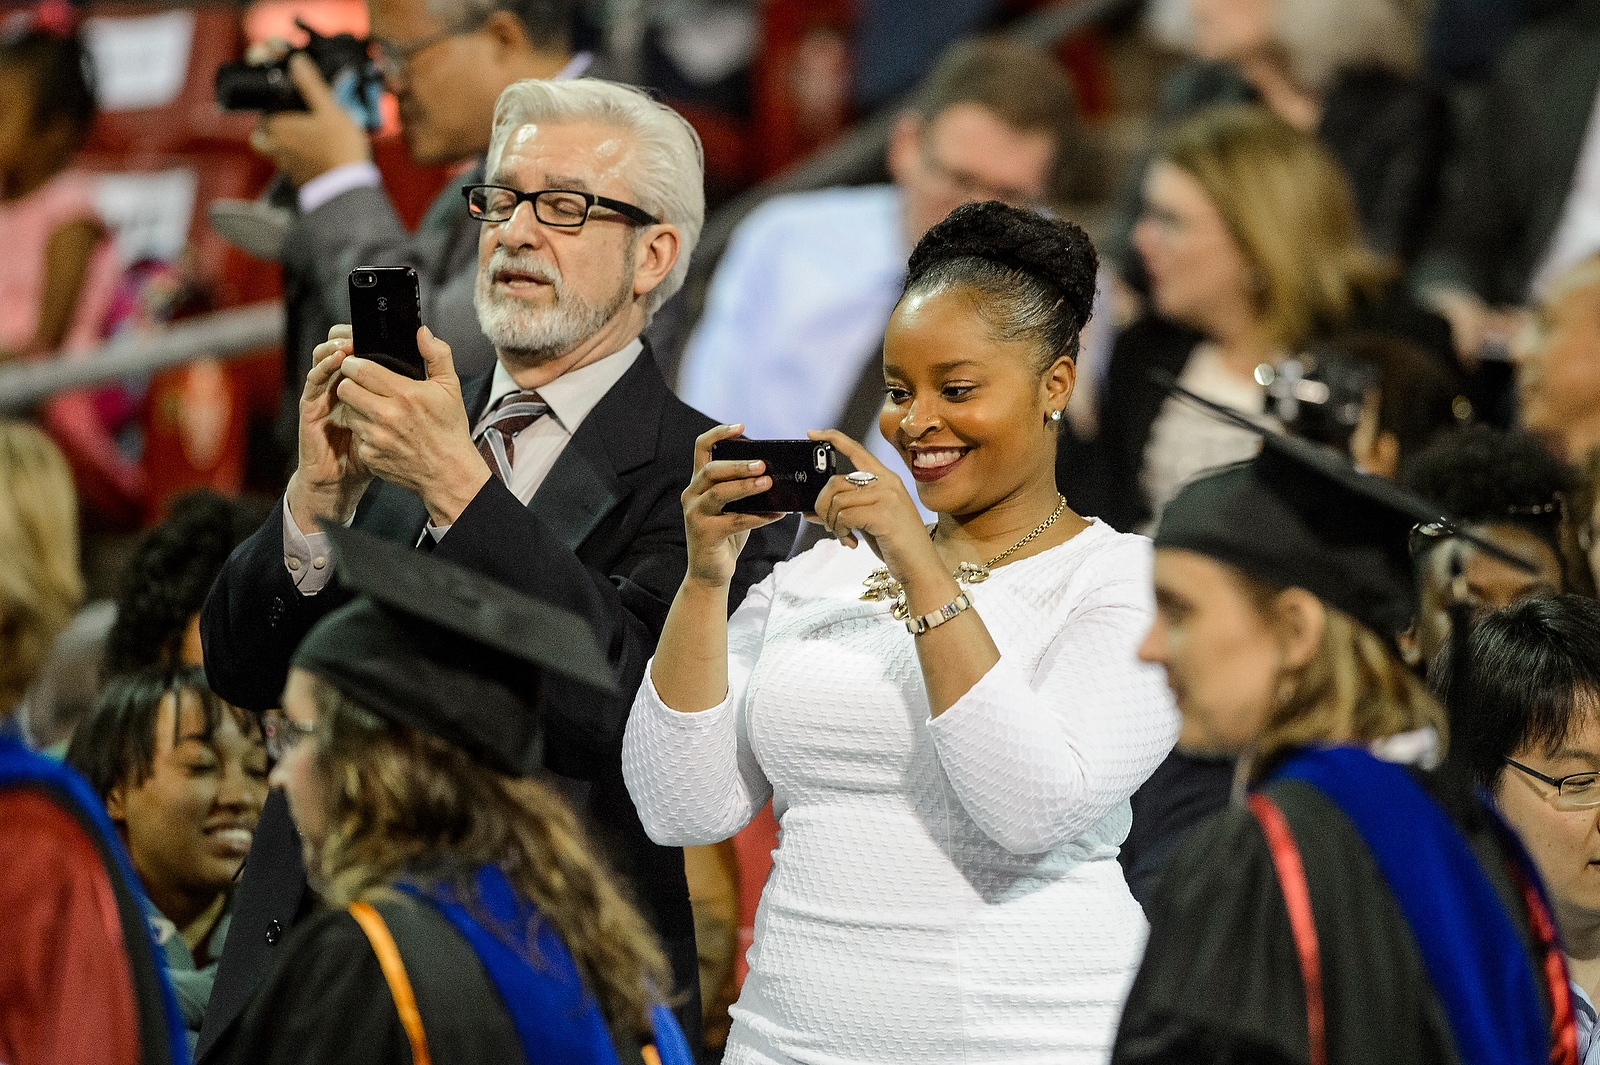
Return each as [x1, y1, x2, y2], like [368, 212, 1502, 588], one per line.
[82, 10, 196, 113]
[93, 169, 199, 265]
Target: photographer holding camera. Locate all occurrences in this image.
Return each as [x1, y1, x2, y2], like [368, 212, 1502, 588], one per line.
[246, 0, 595, 410]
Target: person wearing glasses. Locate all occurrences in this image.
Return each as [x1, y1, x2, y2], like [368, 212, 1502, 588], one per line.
[1441, 593, 1600, 1063]
[197, 78, 793, 1062]
[65, 667, 269, 1055]
[247, 0, 599, 423]
[677, 38, 1088, 495]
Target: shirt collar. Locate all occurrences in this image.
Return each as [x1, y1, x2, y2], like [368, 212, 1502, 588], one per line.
[1574, 980, 1598, 1025]
[555, 51, 593, 80]
[482, 338, 642, 434]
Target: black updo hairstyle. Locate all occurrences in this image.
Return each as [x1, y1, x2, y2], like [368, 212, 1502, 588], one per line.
[0, 18, 97, 141]
[902, 200, 1099, 374]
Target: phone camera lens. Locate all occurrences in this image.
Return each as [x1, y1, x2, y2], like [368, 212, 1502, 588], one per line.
[354, 271, 376, 288]
[814, 445, 828, 472]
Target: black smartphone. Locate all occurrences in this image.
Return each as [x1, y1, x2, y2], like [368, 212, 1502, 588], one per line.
[349, 266, 426, 379]
[711, 439, 837, 514]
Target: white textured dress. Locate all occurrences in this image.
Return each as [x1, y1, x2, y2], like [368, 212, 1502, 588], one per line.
[622, 521, 1180, 1064]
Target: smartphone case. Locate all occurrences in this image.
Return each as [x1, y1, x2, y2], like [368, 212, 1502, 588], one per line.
[712, 439, 837, 513]
[349, 266, 426, 379]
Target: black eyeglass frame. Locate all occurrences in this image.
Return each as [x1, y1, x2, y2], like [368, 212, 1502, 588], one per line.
[262, 708, 318, 762]
[1503, 756, 1600, 807]
[461, 184, 659, 228]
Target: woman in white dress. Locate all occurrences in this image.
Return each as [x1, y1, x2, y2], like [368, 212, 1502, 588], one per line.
[623, 201, 1179, 1063]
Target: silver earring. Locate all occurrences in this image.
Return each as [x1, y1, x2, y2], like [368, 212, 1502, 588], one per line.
[1048, 409, 1062, 423]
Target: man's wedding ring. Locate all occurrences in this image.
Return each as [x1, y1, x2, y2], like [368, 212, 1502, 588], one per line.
[845, 471, 878, 488]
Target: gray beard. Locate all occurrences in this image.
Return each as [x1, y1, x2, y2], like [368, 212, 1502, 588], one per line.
[474, 250, 634, 367]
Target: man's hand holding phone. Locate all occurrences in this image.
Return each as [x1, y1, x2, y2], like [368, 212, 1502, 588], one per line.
[286, 324, 372, 532]
[328, 323, 492, 528]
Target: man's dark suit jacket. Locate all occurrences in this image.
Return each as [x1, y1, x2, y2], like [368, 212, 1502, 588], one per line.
[1412, 0, 1600, 305]
[196, 344, 793, 1061]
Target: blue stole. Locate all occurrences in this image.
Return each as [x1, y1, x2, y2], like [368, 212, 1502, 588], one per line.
[399, 865, 693, 1065]
[0, 736, 190, 1065]
[1267, 746, 1552, 1065]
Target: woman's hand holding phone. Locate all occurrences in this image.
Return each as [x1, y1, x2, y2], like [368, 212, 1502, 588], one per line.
[683, 424, 786, 588]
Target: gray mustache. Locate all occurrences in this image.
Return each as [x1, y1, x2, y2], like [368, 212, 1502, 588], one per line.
[488, 253, 563, 288]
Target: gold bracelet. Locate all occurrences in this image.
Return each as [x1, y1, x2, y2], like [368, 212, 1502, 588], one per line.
[905, 591, 973, 635]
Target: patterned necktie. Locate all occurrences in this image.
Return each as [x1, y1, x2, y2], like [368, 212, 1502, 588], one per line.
[475, 389, 550, 484]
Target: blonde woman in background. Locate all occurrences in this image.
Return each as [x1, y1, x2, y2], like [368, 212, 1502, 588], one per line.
[0, 420, 191, 1065]
[1110, 0, 1444, 270]
[1082, 105, 1453, 535]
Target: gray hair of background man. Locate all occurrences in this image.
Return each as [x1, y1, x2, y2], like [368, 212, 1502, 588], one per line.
[488, 78, 706, 319]
[424, 0, 574, 51]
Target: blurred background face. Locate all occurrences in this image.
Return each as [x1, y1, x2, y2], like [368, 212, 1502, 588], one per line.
[1191, 0, 1279, 63]
[1515, 275, 1600, 453]
[888, 103, 1055, 246]
[879, 285, 1064, 517]
[1494, 709, 1600, 921]
[369, 0, 498, 165]
[1134, 161, 1257, 337]
[1412, 529, 1564, 667]
[1140, 550, 1284, 755]
[110, 689, 268, 926]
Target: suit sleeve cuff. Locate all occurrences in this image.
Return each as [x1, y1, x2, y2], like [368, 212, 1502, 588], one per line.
[282, 499, 336, 595]
[298, 162, 382, 214]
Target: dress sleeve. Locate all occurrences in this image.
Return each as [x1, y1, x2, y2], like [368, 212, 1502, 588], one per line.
[622, 572, 777, 846]
[926, 539, 1180, 854]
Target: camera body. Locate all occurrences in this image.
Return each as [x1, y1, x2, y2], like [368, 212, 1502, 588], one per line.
[1260, 348, 1380, 453]
[215, 20, 383, 131]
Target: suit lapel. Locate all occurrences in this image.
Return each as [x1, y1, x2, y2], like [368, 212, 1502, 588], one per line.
[529, 341, 669, 553]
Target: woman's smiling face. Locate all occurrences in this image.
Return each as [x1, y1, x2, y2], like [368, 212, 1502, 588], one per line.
[878, 284, 1071, 517]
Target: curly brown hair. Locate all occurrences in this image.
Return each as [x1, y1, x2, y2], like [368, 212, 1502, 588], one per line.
[306, 677, 671, 1037]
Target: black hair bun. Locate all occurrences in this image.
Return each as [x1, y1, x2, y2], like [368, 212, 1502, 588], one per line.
[907, 200, 1099, 326]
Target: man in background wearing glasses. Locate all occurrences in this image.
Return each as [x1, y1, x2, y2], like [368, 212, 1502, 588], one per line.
[250, 0, 597, 411]
[198, 78, 793, 1062]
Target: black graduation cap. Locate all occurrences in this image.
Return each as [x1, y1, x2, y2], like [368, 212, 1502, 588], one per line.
[1150, 371, 1538, 640]
[290, 525, 617, 776]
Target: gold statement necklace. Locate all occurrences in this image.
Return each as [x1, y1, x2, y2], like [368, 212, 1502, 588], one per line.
[860, 494, 1069, 620]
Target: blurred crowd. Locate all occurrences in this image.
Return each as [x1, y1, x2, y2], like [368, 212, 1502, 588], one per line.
[6, 0, 1600, 1063]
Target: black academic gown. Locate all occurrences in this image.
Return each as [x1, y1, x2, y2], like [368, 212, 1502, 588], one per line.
[209, 894, 659, 1065]
[1112, 772, 1557, 1065]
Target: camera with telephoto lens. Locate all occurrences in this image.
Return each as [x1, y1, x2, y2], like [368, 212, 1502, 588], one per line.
[215, 20, 383, 131]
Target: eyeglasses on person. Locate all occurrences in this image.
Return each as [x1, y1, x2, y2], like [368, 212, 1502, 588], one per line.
[371, 18, 483, 81]
[461, 185, 659, 229]
[1503, 757, 1600, 808]
[262, 708, 317, 762]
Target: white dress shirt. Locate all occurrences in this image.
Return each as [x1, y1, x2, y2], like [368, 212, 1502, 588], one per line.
[283, 338, 641, 594]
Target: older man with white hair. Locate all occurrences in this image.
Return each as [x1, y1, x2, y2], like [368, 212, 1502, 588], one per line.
[197, 79, 792, 1061]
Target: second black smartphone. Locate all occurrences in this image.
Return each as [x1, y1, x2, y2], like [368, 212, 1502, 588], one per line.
[349, 266, 426, 379]
[711, 438, 837, 513]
